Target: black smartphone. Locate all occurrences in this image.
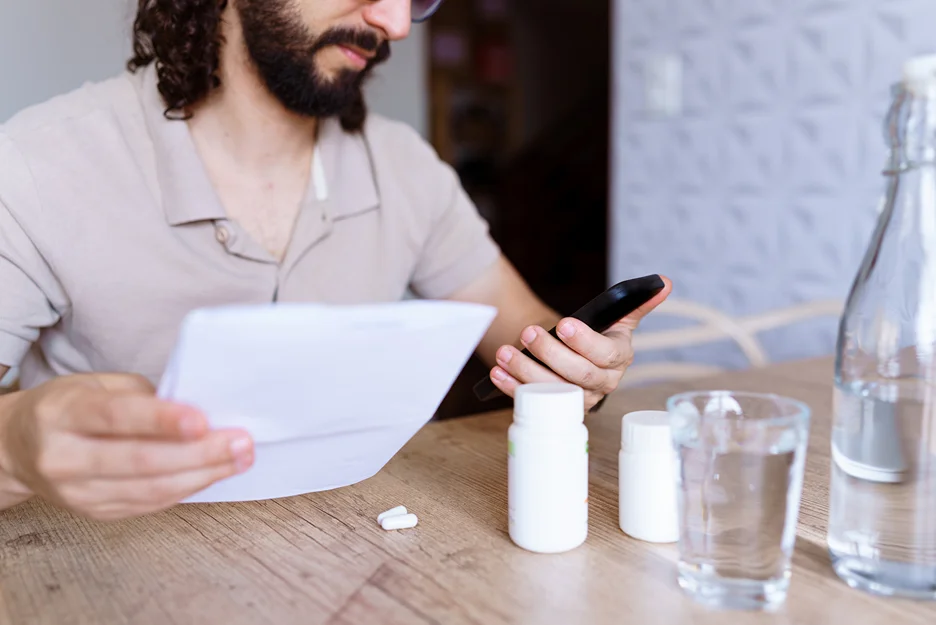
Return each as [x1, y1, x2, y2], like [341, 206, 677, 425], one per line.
[472, 274, 666, 402]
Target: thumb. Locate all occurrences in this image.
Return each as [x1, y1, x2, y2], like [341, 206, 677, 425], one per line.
[617, 275, 672, 330]
[90, 373, 156, 394]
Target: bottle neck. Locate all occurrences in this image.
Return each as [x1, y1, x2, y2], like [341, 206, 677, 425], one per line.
[887, 81, 936, 170]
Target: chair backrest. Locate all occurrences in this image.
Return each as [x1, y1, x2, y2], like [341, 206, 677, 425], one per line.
[0, 367, 18, 393]
[622, 298, 843, 387]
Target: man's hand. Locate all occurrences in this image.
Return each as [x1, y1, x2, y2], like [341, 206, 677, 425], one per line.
[0, 373, 253, 520]
[487, 277, 672, 410]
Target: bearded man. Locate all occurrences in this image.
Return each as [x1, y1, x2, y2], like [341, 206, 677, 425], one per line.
[0, 0, 669, 520]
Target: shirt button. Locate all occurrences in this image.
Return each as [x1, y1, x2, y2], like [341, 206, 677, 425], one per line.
[216, 226, 230, 244]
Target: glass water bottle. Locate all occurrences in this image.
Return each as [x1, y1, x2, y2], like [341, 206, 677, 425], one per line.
[829, 54, 936, 599]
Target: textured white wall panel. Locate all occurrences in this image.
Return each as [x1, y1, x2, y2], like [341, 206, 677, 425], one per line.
[611, 0, 936, 369]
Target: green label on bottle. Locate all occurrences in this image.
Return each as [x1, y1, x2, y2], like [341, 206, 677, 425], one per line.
[508, 440, 515, 457]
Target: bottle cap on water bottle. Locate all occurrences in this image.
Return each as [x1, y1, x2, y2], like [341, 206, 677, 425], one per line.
[513, 383, 584, 428]
[903, 54, 936, 94]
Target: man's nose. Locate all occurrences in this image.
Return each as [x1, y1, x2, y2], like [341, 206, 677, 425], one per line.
[363, 0, 411, 41]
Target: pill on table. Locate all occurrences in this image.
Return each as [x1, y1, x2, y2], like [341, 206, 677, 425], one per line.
[376, 506, 407, 524]
[380, 513, 418, 531]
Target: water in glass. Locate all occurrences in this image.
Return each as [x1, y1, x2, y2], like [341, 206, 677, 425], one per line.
[669, 391, 809, 610]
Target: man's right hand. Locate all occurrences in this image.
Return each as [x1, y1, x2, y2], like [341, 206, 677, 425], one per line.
[0, 373, 253, 521]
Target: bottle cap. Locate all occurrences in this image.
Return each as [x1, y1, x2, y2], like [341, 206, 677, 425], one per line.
[513, 383, 584, 428]
[620, 410, 673, 453]
[903, 54, 936, 94]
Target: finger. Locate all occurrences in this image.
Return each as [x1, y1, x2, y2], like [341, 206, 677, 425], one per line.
[76, 429, 253, 478]
[495, 344, 564, 386]
[489, 363, 604, 410]
[58, 390, 208, 441]
[520, 326, 616, 393]
[489, 366, 521, 397]
[66, 372, 156, 394]
[129, 459, 251, 506]
[615, 274, 673, 329]
[91, 373, 156, 394]
[74, 460, 251, 520]
[554, 318, 632, 370]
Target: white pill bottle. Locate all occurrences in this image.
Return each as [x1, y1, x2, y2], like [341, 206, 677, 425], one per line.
[618, 410, 679, 543]
[508, 383, 588, 553]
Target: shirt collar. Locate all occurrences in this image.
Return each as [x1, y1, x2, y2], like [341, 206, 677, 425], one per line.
[138, 64, 380, 226]
[314, 112, 380, 218]
[139, 65, 226, 226]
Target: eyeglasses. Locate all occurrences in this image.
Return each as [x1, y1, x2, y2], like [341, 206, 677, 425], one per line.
[412, 0, 445, 22]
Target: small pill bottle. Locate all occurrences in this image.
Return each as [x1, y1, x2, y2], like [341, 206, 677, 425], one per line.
[618, 410, 679, 543]
[508, 383, 588, 553]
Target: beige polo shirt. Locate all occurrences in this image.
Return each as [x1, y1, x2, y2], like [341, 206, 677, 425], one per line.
[0, 65, 500, 389]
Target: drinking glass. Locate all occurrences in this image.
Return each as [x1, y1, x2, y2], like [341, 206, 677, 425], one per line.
[667, 390, 810, 610]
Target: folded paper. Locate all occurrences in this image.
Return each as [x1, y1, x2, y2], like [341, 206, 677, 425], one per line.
[157, 300, 496, 502]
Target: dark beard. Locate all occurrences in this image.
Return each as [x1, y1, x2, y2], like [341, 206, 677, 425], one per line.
[236, 0, 391, 131]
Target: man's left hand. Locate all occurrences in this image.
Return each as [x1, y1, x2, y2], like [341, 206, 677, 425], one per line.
[487, 277, 671, 410]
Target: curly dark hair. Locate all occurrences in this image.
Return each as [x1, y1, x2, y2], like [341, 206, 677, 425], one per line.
[126, 0, 367, 130]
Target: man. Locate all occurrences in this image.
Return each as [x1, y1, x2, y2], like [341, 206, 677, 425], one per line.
[0, 0, 670, 521]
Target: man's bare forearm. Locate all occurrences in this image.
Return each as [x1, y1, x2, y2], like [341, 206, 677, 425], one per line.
[445, 256, 563, 368]
[0, 390, 33, 510]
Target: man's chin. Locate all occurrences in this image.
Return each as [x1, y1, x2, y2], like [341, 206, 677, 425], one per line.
[274, 86, 366, 119]
[257, 59, 372, 118]
[317, 63, 372, 84]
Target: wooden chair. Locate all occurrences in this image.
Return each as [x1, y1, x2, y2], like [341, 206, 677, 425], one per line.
[621, 298, 844, 387]
[0, 367, 18, 394]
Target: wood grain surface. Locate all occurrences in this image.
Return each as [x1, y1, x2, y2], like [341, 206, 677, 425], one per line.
[1, 357, 935, 624]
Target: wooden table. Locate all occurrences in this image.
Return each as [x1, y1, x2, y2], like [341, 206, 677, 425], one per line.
[1, 357, 934, 624]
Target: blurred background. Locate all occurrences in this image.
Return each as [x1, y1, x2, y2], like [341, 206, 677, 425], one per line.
[2, 0, 936, 415]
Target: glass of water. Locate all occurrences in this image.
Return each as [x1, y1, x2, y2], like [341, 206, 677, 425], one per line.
[667, 390, 810, 611]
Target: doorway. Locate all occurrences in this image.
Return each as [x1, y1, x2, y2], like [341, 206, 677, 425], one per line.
[427, 0, 613, 418]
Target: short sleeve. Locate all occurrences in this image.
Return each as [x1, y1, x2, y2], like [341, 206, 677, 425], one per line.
[0, 135, 63, 367]
[406, 144, 501, 300]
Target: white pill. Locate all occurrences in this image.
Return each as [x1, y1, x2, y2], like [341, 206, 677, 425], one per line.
[380, 513, 418, 531]
[376, 505, 407, 524]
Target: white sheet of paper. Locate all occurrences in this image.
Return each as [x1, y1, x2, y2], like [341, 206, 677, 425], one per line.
[156, 300, 496, 503]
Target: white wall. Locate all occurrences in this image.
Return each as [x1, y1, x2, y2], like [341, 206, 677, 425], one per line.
[611, 0, 936, 369]
[0, 0, 133, 122]
[0, 1, 428, 135]
[365, 23, 428, 137]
